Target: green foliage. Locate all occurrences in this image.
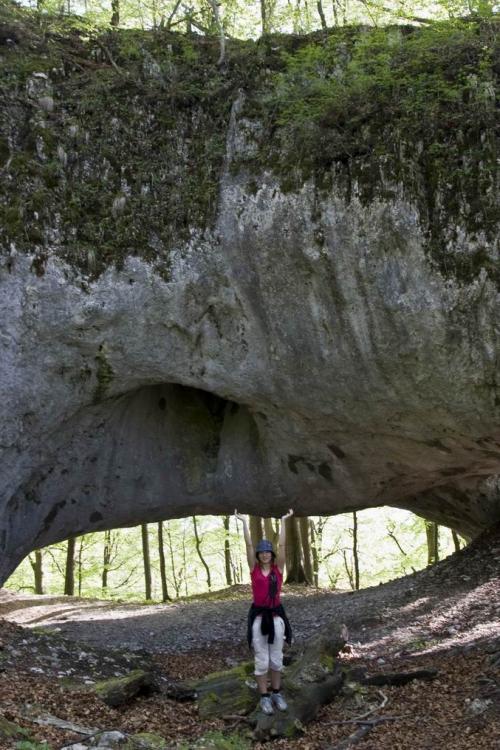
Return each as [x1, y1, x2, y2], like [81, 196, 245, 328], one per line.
[241, 17, 498, 284]
[6, 509, 461, 599]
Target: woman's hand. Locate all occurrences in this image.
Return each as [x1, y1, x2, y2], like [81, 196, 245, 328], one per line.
[281, 508, 294, 520]
[234, 509, 247, 523]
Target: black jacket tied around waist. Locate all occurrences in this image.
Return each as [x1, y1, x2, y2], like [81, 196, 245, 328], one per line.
[247, 603, 293, 647]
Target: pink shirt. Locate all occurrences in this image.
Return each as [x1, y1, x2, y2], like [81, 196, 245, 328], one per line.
[251, 563, 283, 608]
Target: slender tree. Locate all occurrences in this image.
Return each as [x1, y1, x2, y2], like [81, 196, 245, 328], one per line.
[260, 0, 278, 33]
[263, 517, 279, 550]
[165, 0, 183, 29]
[317, 0, 327, 28]
[141, 523, 152, 600]
[64, 537, 76, 596]
[249, 515, 263, 549]
[342, 548, 354, 589]
[158, 522, 171, 602]
[285, 517, 310, 583]
[425, 521, 439, 565]
[222, 515, 232, 586]
[102, 529, 112, 592]
[451, 529, 461, 553]
[182, 522, 188, 596]
[352, 512, 360, 590]
[166, 522, 181, 597]
[309, 520, 319, 587]
[29, 550, 44, 594]
[299, 516, 314, 585]
[110, 0, 120, 26]
[192, 516, 211, 591]
[332, 0, 347, 25]
[206, 0, 225, 65]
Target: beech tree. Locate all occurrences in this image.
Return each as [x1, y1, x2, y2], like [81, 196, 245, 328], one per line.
[141, 523, 152, 600]
[193, 515, 211, 591]
[158, 521, 172, 601]
[249, 515, 263, 549]
[285, 516, 311, 584]
[29, 549, 44, 595]
[64, 537, 76, 596]
[222, 515, 232, 586]
[425, 520, 439, 565]
[6, 510, 466, 598]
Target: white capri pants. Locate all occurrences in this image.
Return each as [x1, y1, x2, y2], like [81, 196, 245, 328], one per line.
[252, 615, 285, 676]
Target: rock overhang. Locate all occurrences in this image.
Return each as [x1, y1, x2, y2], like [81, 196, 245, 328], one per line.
[0, 8, 499, 583]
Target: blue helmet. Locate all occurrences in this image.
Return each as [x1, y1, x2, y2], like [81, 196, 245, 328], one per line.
[256, 539, 274, 554]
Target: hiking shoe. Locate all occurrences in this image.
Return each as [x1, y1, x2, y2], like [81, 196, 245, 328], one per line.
[259, 695, 274, 715]
[271, 691, 288, 711]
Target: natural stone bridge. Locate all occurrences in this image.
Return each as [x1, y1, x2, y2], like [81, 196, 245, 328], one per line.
[0, 6, 499, 584]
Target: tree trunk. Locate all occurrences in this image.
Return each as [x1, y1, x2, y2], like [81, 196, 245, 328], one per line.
[206, 0, 225, 65]
[102, 529, 111, 592]
[342, 549, 354, 589]
[263, 517, 279, 549]
[249, 516, 263, 548]
[141, 523, 152, 600]
[425, 521, 439, 565]
[64, 537, 76, 596]
[182, 524, 188, 596]
[352, 511, 360, 590]
[317, 0, 327, 29]
[310, 520, 319, 587]
[165, 0, 182, 29]
[77, 537, 84, 597]
[158, 522, 171, 602]
[285, 517, 309, 583]
[260, 0, 267, 34]
[110, 0, 119, 26]
[192, 516, 211, 591]
[166, 523, 180, 597]
[175, 625, 347, 740]
[299, 516, 314, 585]
[451, 529, 461, 553]
[30, 550, 44, 594]
[223, 515, 232, 586]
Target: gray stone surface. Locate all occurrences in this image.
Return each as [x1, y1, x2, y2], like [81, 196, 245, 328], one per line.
[1, 95, 500, 584]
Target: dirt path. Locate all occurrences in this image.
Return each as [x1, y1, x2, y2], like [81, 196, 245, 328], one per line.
[0, 526, 499, 749]
[2, 525, 499, 658]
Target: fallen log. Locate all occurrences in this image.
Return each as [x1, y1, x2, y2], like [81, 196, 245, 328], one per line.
[361, 668, 438, 686]
[93, 669, 156, 707]
[175, 625, 348, 740]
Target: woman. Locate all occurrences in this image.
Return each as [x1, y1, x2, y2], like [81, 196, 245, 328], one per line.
[234, 509, 294, 715]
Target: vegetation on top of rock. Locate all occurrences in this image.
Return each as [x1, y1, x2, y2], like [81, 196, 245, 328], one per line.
[242, 17, 499, 284]
[0, 2, 498, 283]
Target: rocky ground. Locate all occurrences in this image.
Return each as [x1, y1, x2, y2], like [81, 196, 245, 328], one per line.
[0, 526, 499, 749]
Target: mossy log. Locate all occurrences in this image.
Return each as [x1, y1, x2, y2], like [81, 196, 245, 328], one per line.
[93, 669, 156, 707]
[176, 626, 347, 740]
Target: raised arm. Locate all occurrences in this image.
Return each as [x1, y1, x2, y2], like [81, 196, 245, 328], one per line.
[276, 509, 294, 573]
[234, 510, 255, 571]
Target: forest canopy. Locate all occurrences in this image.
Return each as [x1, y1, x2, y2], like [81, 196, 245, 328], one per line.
[14, 0, 499, 38]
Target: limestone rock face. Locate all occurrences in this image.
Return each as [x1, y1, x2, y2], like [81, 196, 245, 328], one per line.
[2, 163, 500, 582]
[1, 13, 499, 583]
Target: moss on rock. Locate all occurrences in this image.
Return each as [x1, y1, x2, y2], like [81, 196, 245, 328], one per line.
[0, 3, 497, 285]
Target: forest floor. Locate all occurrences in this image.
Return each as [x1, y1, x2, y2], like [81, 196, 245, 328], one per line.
[1, 525, 499, 750]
